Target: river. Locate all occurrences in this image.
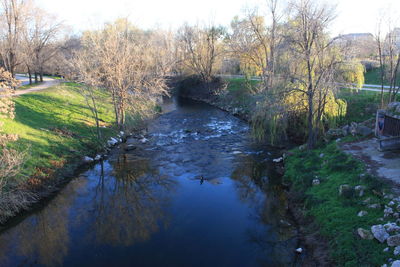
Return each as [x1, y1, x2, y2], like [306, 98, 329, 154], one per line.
[0, 97, 298, 267]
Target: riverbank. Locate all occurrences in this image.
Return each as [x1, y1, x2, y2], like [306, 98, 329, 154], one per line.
[0, 82, 118, 224]
[284, 140, 400, 266]
[177, 76, 400, 266]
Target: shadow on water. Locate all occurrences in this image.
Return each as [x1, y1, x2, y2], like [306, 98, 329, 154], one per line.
[0, 97, 298, 267]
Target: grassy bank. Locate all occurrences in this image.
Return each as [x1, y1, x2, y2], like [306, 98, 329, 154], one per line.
[364, 68, 400, 86]
[1, 82, 116, 198]
[284, 142, 391, 266]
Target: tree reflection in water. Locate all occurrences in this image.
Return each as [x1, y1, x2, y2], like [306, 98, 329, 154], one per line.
[89, 153, 177, 247]
[0, 178, 88, 266]
[230, 155, 297, 266]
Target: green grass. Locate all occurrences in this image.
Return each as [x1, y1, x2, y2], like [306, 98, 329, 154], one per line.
[285, 143, 390, 266]
[18, 82, 44, 90]
[337, 89, 400, 125]
[226, 78, 259, 93]
[1, 82, 116, 180]
[364, 68, 400, 86]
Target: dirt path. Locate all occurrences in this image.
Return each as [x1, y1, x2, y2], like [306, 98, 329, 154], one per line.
[341, 138, 400, 188]
[13, 77, 60, 96]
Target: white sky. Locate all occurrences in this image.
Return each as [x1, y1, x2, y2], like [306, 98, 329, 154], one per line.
[36, 0, 400, 36]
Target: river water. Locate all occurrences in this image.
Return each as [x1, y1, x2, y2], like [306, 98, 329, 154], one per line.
[0, 97, 298, 267]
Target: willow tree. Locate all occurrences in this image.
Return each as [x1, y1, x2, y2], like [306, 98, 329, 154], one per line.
[75, 19, 170, 131]
[252, 0, 363, 147]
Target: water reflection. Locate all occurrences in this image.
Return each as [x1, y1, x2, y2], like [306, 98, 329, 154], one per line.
[88, 157, 176, 247]
[0, 98, 297, 267]
[0, 178, 87, 266]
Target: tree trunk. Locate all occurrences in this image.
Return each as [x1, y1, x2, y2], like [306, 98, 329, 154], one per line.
[307, 91, 315, 149]
[34, 72, 38, 83]
[28, 67, 32, 85]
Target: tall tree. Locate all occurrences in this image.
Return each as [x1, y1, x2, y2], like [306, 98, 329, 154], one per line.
[177, 23, 224, 83]
[74, 19, 170, 131]
[0, 0, 29, 76]
[286, 0, 339, 149]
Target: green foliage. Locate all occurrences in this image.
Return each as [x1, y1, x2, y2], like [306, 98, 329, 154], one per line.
[337, 62, 365, 89]
[285, 143, 388, 266]
[337, 89, 383, 124]
[1, 82, 116, 180]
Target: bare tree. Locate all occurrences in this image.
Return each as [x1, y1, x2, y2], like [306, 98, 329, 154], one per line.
[22, 6, 62, 83]
[177, 23, 224, 83]
[0, 0, 29, 76]
[228, 0, 282, 90]
[74, 19, 170, 131]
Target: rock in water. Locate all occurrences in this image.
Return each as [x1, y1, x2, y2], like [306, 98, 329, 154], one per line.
[125, 145, 137, 151]
[83, 156, 94, 163]
[392, 260, 400, 267]
[371, 225, 390, 243]
[357, 228, 374, 240]
[388, 234, 400, 247]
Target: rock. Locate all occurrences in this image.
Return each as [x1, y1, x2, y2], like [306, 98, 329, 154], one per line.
[312, 179, 320, 186]
[299, 145, 306, 151]
[363, 197, 372, 204]
[389, 201, 396, 206]
[368, 204, 381, 209]
[94, 155, 102, 161]
[319, 153, 324, 158]
[342, 125, 350, 136]
[356, 125, 373, 136]
[388, 234, 400, 246]
[384, 223, 400, 233]
[355, 185, 366, 197]
[295, 248, 303, 253]
[392, 260, 400, 267]
[279, 219, 292, 227]
[385, 207, 395, 218]
[140, 138, 148, 144]
[119, 131, 124, 136]
[357, 228, 374, 240]
[357, 211, 368, 217]
[350, 122, 358, 136]
[272, 157, 283, 163]
[125, 144, 137, 151]
[371, 225, 390, 243]
[107, 137, 118, 147]
[339, 184, 354, 198]
[382, 264, 388, 267]
[394, 246, 400, 256]
[384, 247, 390, 252]
[83, 156, 94, 163]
